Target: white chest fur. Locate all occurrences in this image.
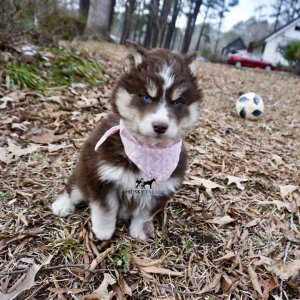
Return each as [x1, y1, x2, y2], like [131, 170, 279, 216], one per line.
[97, 163, 181, 198]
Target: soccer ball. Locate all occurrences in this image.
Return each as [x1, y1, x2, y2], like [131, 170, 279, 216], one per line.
[236, 92, 264, 120]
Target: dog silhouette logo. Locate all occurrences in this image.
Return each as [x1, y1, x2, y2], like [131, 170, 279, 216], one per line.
[135, 178, 156, 189]
[135, 178, 144, 188]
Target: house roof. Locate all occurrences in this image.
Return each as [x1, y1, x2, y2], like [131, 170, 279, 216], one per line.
[263, 16, 300, 43]
[222, 37, 246, 51]
[250, 16, 300, 48]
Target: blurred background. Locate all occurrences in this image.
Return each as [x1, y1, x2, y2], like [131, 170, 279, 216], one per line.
[0, 0, 300, 72]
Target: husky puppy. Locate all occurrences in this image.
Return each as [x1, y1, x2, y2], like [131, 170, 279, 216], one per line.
[52, 41, 201, 240]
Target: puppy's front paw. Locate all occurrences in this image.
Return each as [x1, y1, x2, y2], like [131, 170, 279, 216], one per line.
[92, 224, 115, 240]
[52, 194, 75, 217]
[129, 224, 148, 240]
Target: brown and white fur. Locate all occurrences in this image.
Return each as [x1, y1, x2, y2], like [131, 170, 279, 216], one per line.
[52, 41, 202, 240]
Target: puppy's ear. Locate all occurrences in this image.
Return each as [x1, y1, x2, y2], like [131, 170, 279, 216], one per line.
[124, 40, 147, 71]
[184, 52, 198, 77]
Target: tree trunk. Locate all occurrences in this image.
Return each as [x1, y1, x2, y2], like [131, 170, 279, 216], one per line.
[137, 1, 145, 45]
[171, 27, 179, 50]
[181, 0, 203, 53]
[84, 0, 115, 40]
[79, 0, 89, 20]
[164, 0, 181, 49]
[120, 0, 136, 44]
[136, 0, 146, 45]
[157, 0, 172, 47]
[195, 4, 210, 50]
[274, 0, 283, 32]
[214, 18, 222, 56]
[149, 0, 160, 48]
[214, 3, 224, 56]
[295, 61, 300, 75]
[108, 0, 116, 32]
[143, 10, 153, 48]
[133, 0, 142, 41]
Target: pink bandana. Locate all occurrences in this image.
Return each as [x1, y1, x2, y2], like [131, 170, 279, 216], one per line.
[95, 120, 182, 182]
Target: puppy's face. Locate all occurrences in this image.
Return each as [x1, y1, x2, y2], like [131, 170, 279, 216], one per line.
[112, 41, 202, 143]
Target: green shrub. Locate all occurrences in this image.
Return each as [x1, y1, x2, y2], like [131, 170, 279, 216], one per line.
[283, 40, 300, 62]
[283, 40, 300, 75]
[0, 0, 85, 48]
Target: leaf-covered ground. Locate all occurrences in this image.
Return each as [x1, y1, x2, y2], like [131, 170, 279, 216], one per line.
[0, 42, 300, 300]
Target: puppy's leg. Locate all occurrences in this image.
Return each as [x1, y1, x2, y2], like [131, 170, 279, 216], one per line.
[130, 211, 151, 240]
[90, 191, 119, 240]
[130, 196, 168, 240]
[130, 196, 154, 240]
[52, 186, 83, 217]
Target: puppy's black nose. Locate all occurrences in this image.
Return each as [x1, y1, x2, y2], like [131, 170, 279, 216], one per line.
[153, 122, 168, 134]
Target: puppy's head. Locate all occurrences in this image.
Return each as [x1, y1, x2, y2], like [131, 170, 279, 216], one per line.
[111, 40, 202, 143]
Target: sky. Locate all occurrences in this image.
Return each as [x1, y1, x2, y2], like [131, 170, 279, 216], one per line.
[222, 0, 273, 31]
[177, 0, 274, 31]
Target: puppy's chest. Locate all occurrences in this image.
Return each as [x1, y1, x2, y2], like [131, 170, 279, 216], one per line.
[97, 163, 181, 198]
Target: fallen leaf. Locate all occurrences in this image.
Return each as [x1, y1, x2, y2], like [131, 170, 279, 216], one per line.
[212, 136, 223, 145]
[184, 176, 225, 197]
[75, 96, 99, 109]
[47, 143, 71, 152]
[89, 247, 113, 271]
[83, 273, 116, 300]
[0, 147, 11, 164]
[114, 269, 132, 296]
[245, 218, 260, 228]
[29, 129, 66, 144]
[71, 82, 87, 89]
[262, 278, 277, 300]
[111, 284, 124, 300]
[206, 215, 235, 226]
[220, 273, 235, 293]
[214, 251, 235, 262]
[48, 288, 88, 294]
[279, 185, 298, 198]
[11, 123, 29, 131]
[140, 266, 183, 276]
[199, 273, 222, 293]
[130, 255, 167, 267]
[267, 259, 300, 280]
[248, 265, 263, 297]
[254, 200, 292, 212]
[0, 255, 52, 300]
[46, 95, 63, 104]
[287, 274, 300, 293]
[227, 175, 248, 190]
[253, 256, 274, 267]
[272, 154, 284, 166]
[284, 230, 300, 243]
[0, 91, 25, 109]
[1, 116, 14, 124]
[0, 138, 39, 164]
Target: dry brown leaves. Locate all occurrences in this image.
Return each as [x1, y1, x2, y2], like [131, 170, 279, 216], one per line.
[0, 42, 300, 299]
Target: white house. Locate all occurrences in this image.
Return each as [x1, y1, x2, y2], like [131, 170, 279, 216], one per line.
[251, 17, 300, 66]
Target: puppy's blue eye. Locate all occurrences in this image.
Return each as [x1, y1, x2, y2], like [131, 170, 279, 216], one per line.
[142, 95, 152, 103]
[173, 99, 183, 108]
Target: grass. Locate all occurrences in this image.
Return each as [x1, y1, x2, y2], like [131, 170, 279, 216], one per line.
[2, 47, 106, 90]
[108, 243, 131, 273]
